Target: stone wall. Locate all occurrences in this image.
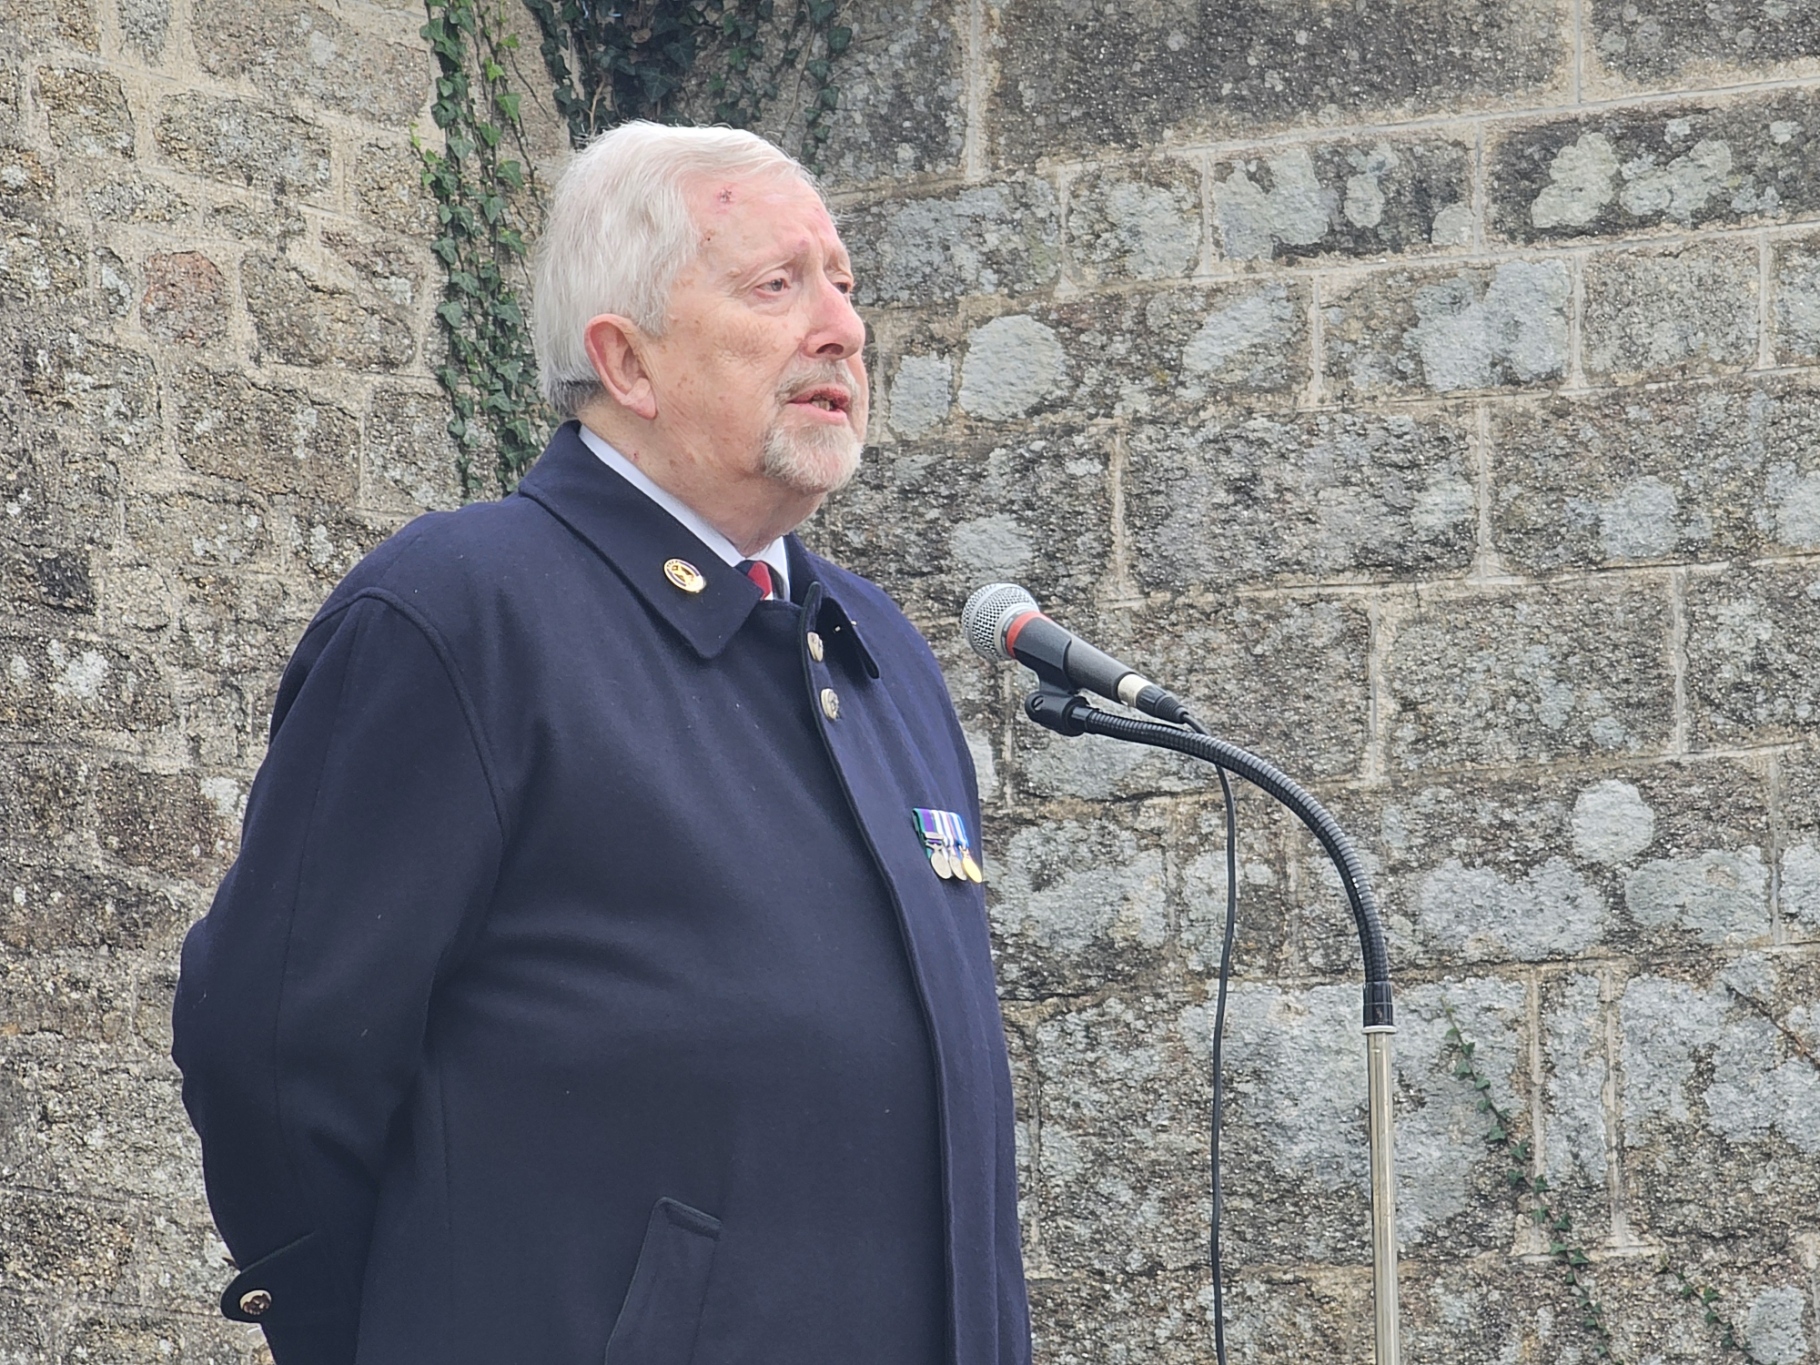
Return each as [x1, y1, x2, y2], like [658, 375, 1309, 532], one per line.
[3, 0, 1820, 1361]
[0, 0, 537, 1355]
[818, 0, 1820, 1359]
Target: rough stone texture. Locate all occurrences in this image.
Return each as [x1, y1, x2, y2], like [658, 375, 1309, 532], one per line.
[1140, 596, 1374, 781]
[1685, 562, 1820, 748]
[118, 0, 171, 60]
[842, 178, 1061, 305]
[1588, 0, 1820, 84]
[959, 313, 1068, 420]
[1774, 235, 1820, 364]
[1067, 161, 1204, 284]
[171, 367, 361, 501]
[881, 281, 1315, 426]
[1489, 93, 1820, 243]
[0, 145, 59, 216]
[0, 219, 88, 300]
[1780, 748, 1820, 938]
[1491, 378, 1820, 570]
[78, 171, 191, 227]
[1208, 977, 1530, 1264]
[363, 385, 463, 513]
[242, 250, 415, 371]
[1620, 957, 1820, 1249]
[8, 0, 101, 55]
[986, 0, 1567, 160]
[1383, 581, 1676, 770]
[1582, 239, 1761, 381]
[141, 251, 228, 345]
[1324, 260, 1571, 397]
[818, 427, 1110, 621]
[991, 813, 1172, 998]
[1125, 406, 1477, 589]
[351, 140, 440, 237]
[36, 65, 135, 160]
[10, 0, 1820, 1359]
[0, 1, 452, 1338]
[807, 0, 966, 188]
[1285, 760, 1772, 977]
[193, 2, 429, 122]
[153, 94, 333, 197]
[1211, 136, 1474, 263]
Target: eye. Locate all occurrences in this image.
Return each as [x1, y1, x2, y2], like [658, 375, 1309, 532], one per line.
[760, 276, 789, 294]
[833, 279, 854, 295]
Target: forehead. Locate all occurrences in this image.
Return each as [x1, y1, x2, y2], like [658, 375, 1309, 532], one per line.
[685, 172, 849, 265]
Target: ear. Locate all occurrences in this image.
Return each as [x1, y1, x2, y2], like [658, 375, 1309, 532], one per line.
[583, 314, 659, 421]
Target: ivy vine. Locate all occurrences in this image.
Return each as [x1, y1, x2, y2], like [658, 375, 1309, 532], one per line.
[1441, 1004, 1784, 1365]
[520, 0, 850, 159]
[420, 0, 549, 497]
[1441, 1004, 1617, 1361]
[1658, 1259, 1760, 1360]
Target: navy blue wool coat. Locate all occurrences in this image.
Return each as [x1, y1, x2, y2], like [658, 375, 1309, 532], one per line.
[172, 423, 1031, 1365]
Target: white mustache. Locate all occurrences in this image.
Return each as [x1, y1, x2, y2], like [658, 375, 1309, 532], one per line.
[777, 365, 857, 404]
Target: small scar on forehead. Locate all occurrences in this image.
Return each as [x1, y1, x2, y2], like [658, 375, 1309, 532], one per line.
[716, 186, 737, 205]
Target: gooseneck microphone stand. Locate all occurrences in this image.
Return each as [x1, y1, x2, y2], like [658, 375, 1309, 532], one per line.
[1022, 678, 1400, 1365]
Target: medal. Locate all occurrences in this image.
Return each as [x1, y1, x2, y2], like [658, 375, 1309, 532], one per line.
[913, 806, 983, 885]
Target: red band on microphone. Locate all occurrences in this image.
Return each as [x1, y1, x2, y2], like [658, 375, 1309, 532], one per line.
[1002, 609, 1045, 655]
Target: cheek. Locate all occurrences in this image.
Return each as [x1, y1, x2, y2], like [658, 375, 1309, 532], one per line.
[674, 336, 779, 423]
[714, 311, 789, 363]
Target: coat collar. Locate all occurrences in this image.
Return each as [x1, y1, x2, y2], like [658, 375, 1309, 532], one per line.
[789, 539, 882, 680]
[516, 422, 877, 677]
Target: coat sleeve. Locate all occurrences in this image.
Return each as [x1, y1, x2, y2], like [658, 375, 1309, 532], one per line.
[172, 590, 505, 1363]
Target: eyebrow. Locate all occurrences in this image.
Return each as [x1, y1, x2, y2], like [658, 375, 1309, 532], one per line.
[736, 241, 853, 286]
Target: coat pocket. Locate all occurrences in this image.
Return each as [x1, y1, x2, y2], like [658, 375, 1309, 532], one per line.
[604, 1197, 722, 1365]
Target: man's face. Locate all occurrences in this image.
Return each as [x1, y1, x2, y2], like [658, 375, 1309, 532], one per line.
[645, 173, 869, 499]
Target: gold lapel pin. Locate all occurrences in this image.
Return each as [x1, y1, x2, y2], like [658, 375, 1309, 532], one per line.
[663, 558, 706, 594]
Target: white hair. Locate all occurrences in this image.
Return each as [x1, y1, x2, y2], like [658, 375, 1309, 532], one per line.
[532, 121, 819, 417]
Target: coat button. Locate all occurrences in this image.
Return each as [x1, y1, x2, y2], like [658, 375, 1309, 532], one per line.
[805, 630, 825, 662]
[239, 1289, 273, 1317]
[820, 687, 840, 720]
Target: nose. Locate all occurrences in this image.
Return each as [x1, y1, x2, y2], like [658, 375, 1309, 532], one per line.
[806, 273, 866, 361]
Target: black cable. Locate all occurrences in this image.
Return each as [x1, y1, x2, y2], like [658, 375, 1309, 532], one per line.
[1073, 706, 1391, 999]
[1021, 690, 1392, 1362]
[1204, 750, 1236, 1365]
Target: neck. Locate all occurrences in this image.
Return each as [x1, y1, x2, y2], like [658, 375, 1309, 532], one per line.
[578, 409, 820, 556]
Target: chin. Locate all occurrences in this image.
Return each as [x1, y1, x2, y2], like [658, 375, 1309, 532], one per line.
[762, 422, 863, 497]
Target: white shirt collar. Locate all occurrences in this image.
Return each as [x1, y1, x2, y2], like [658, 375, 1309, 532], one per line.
[577, 425, 790, 599]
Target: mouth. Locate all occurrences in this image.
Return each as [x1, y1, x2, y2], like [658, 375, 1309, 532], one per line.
[786, 384, 854, 420]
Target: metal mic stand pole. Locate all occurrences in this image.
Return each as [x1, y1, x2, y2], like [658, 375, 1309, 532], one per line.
[1366, 1021, 1399, 1365]
[1023, 682, 1400, 1365]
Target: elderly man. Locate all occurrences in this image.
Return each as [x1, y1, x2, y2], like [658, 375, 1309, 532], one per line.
[172, 123, 1030, 1365]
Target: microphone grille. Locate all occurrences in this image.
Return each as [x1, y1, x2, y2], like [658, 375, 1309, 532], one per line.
[962, 583, 1039, 663]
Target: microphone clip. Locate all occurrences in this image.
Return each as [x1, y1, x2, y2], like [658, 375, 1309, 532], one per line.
[1023, 681, 1092, 737]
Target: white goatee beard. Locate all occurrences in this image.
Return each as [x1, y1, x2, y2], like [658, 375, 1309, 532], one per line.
[761, 418, 862, 496]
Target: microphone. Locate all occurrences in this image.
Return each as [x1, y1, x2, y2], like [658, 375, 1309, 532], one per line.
[961, 583, 1191, 725]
